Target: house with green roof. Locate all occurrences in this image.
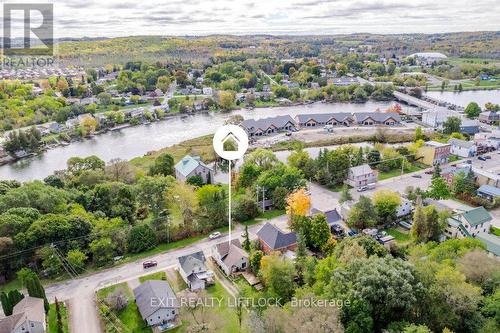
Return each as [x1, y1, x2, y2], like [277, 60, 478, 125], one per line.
[174, 155, 213, 184]
[476, 233, 500, 257]
[445, 206, 492, 238]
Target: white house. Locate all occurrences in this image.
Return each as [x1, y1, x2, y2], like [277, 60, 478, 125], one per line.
[177, 251, 214, 291]
[448, 138, 477, 158]
[174, 155, 213, 184]
[446, 206, 492, 239]
[133, 280, 179, 328]
[212, 239, 249, 276]
[396, 198, 413, 218]
[345, 164, 377, 188]
[202, 87, 213, 95]
[0, 296, 46, 333]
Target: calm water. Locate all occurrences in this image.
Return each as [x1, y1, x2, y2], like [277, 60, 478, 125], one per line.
[0, 101, 413, 181]
[425, 90, 500, 108]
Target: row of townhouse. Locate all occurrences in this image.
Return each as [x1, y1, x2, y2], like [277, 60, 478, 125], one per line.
[239, 112, 402, 137]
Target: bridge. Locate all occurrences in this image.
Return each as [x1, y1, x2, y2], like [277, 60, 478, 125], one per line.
[393, 91, 440, 110]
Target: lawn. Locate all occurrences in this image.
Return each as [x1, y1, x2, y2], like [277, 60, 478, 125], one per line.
[96, 282, 152, 333]
[378, 164, 423, 181]
[386, 228, 411, 242]
[491, 226, 500, 237]
[241, 209, 285, 225]
[165, 269, 188, 292]
[139, 271, 166, 283]
[0, 277, 23, 293]
[48, 301, 69, 333]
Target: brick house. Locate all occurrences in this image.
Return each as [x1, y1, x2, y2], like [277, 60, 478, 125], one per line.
[256, 222, 297, 255]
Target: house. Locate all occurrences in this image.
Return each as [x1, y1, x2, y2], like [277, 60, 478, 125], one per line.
[448, 138, 477, 158]
[476, 233, 500, 257]
[174, 155, 213, 184]
[257, 199, 274, 211]
[239, 115, 297, 137]
[446, 206, 493, 238]
[472, 167, 500, 188]
[295, 113, 354, 128]
[416, 141, 451, 165]
[256, 222, 297, 255]
[345, 164, 377, 188]
[330, 76, 359, 86]
[133, 280, 179, 328]
[0, 296, 46, 333]
[310, 207, 342, 231]
[474, 130, 500, 149]
[477, 185, 500, 202]
[177, 251, 214, 291]
[479, 111, 499, 124]
[212, 239, 249, 276]
[460, 120, 480, 135]
[353, 112, 402, 126]
[441, 164, 472, 186]
[408, 52, 447, 64]
[396, 198, 413, 218]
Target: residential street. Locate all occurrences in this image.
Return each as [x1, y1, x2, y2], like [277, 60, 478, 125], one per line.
[46, 215, 289, 333]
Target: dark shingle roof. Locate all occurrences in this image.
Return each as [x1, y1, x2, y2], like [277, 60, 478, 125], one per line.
[240, 115, 296, 133]
[354, 112, 401, 123]
[295, 113, 353, 124]
[257, 222, 297, 250]
[311, 208, 341, 225]
[177, 251, 206, 276]
[133, 280, 178, 320]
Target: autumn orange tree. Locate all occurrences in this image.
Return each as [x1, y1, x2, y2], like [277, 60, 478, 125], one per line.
[286, 188, 311, 218]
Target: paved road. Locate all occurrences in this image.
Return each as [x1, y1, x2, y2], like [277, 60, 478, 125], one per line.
[46, 215, 288, 333]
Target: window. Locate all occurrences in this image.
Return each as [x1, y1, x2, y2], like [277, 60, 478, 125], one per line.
[172, 310, 175, 314]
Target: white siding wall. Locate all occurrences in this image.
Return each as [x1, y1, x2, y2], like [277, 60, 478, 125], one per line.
[145, 308, 178, 327]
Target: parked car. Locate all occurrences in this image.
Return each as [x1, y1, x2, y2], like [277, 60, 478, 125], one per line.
[425, 169, 434, 174]
[485, 155, 492, 159]
[347, 230, 358, 237]
[412, 174, 422, 178]
[143, 261, 157, 269]
[209, 231, 221, 240]
[357, 186, 368, 192]
[478, 156, 487, 161]
[285, 131, 292, 136]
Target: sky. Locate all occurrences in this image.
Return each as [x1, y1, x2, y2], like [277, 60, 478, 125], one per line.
[2, 0, 500, 38]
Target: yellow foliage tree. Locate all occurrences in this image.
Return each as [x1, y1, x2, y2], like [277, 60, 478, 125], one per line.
[286, 188, 311, 217]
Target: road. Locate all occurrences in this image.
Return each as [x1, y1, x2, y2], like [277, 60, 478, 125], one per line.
[46, 215, 289, 333]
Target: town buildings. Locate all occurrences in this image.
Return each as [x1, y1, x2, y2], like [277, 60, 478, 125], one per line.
[448, 138, 477, 158]
[345, 164, 377, 188]
[212, 239, 249, 276]
[133, 280, 179, 328]
[174, 155, 213, 184]
[177, 251, 214, 291]
[416, 141, 451, 165]
[257, 223, 297, 255]
[0, 297, 46, 333]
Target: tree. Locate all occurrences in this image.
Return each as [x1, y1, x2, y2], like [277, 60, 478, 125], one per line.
[458, 249, 500, 286]
[148, 153, 174, 176]
[373, 190, 401, 225]
[271, 187, 288, 210]
[260, 253, 296, 301]
[1, 289, 24, 316]
[217, 90, 235, 110]
[156, 75, 170, 93]
[186, 175, 204, 187]
[127, 224, 157, 253]
[79, 116, 98, 136]
[286, 188, 311, 218]
[309, 213, 331, 250]
[415, 127, 425, 141]
[451, 170, 476, 196]
[66, 249, 87, 273]
[196, 185, 227, 231]
[249, 250, 263, 274]
[442, 116, 462, 135]
[428, 177, 450, 199]
[464, 102, 481, 119]
[339, 185, 352, 204]
[89, 237, 115, 267]
[26, 274, 49, 312]
[347, 196, 376, 230]
[233, 196, 259, 222]
[97, 92, 112, 105]
[242, 225, 251, 252]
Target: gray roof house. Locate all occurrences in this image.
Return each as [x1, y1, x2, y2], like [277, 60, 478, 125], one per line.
[448, 138, 477, 158]
[477, 185, 500, 202]
[212, 239, 249, 276]
[479, 111, 499, 124]
[174, 155, 213, 184]
[310, 207, 342, 228]
[295, 113, 354, 127]
[257, 222, 297, 255]
[345, 164, 377, 188]
[353, 112, 402, 126]
[239, 115, 297, 137]
[133, 280, 179, 328]
[0, 296, 46, 333]
[177, 251, 214, 291]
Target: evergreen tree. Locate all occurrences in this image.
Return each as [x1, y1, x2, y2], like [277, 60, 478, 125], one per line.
[339, 185, 353, 204]
[26, 274, 49, 313]
[0, 291, 12, 316]
[411, 196, 426, 242]
[296, 231, 307, 259]
[242, 225, 251, 252]
[432, 164, 441, 179]
[55, 297, 64, 333]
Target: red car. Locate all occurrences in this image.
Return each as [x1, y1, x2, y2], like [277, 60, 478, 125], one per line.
[143, 261, 157, 269]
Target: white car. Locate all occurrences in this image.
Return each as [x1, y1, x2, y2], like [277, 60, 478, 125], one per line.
[357, 186, 368, 192]
[209, 231, 221, 240]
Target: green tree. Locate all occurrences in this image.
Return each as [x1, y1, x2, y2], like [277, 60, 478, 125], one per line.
[148, 153, 175, 176]
[415, 126, 425, 141]
[347, 196, 376, 230]
[339, 185, 352, 204]
[233, 196, 259, 222]
[260, 253, 296, 302]
[242, 225, 251, 252]
[428, 177, 450, 199]
[249, 250, 263, 274]
[26, 274, 49, 312]
[373, 190, 401, 225]
[442, 116, 462, 135]
[66, 249, 87, 273]
[464, 102, 481, 119]
[309, 213, 331, 250]
[89, 237, 115, 267]
[126, 224, 158, 253]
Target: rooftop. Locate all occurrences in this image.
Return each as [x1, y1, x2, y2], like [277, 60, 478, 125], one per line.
[476, 233, 500, 257]
[175, 155, 211, 177]
[448, 138, 475, 149]
[462, 206, 493, 227]
[477, 185, 500, 197]
[133, 280, 179, 320]
[257, 222, 297, 250]
[349, 164, 374, 177]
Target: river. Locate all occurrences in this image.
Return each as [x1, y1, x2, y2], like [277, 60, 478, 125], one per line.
[0, 101, 414, 181]
[425, 90, 500, 107]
